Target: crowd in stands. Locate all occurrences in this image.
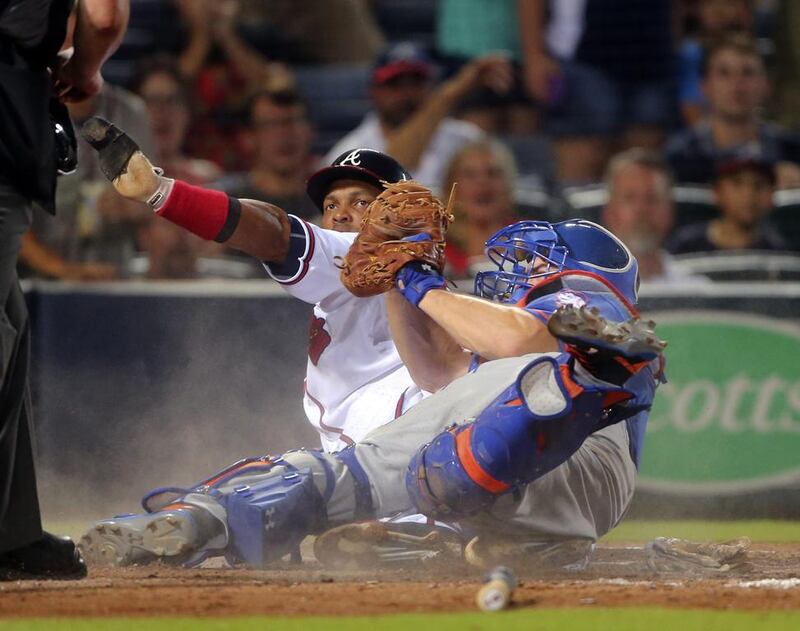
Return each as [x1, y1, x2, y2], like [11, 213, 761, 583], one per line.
[25, 0, 800, 283]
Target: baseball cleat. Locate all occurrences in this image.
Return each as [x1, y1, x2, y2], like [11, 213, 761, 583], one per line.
[313, 521, 464, 570]
[548, 305, 666, 385]
[646, 536, 751, 574]
[464, 535, 595, 572]
[78, 508, 205, 567]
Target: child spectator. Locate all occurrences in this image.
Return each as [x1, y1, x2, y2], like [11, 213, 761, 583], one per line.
[668, 156, 787, 254]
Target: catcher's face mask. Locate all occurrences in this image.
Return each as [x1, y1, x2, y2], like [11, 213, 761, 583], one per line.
[475, 220, 640, 304]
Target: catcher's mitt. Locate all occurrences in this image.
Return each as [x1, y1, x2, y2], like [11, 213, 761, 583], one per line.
[645, 536, 751, 574]
[338, 180, 454, 297]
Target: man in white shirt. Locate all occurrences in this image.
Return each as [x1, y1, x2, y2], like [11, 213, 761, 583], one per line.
[325, 42, 512, 194]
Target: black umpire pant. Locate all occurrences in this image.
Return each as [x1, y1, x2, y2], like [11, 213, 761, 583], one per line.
[0, 183, 41, 554]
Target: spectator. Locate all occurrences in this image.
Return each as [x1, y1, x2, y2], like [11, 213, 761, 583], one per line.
[20, 80, 154, 280]
[135, 215, 203, 279]
[768, 0, 800, 130]
[131, 56, 232, 279]
[677, 0, 754, 126]
[213, 88, 319, 221]
[436, 0, 537, 134]
[668, 156, 786, 254]
[235, 0, 385, 64]
[173, 0, 295, 171]
[519, 0, 676, 184]
[601, 148, 707, 285]
[665, 34, 800, 190]
[133, 55, 221, 185]
[133, 215, 257, 280]
[325, 42, 512, 193]
[442, 140, 520, 278]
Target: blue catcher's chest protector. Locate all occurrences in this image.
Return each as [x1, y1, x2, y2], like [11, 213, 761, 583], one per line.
[520, 271, 659, 467]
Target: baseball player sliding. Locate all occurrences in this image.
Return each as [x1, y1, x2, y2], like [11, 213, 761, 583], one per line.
[263, 147, 428, 451]
[77, 118, 666, 570]
[102, 116, 423, 452]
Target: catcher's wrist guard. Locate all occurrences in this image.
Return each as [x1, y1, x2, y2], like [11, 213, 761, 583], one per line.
[396, 260, 447, 307]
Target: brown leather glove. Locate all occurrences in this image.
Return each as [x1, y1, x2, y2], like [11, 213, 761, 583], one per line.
[338, 180, 454, 297]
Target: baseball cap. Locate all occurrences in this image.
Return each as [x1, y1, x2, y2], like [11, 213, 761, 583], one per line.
[716, 153, 776, 184]
[306, 148, 411, 210]
[371, 42, 434, 85]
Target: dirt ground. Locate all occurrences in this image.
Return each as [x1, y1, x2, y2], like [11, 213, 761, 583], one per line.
[2, 543, 800, 618]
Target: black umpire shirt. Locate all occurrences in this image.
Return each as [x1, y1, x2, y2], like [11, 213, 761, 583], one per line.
[0, 0, 74, 210]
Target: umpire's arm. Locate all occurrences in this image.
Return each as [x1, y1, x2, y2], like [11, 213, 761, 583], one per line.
[53, 0, 130, 103]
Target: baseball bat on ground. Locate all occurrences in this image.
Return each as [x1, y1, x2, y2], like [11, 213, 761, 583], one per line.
[475, 565, 517, 612]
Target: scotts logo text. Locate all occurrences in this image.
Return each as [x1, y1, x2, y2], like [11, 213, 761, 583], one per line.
[638, 311, 800, 494]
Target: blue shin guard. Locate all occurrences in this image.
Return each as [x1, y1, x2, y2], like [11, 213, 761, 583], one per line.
[219, 460, 328, 567]
[406, 354, 636, 518]
[141, 451, 335, 568]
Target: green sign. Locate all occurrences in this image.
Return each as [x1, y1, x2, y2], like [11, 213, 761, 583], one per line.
[639, 311, 800, 494]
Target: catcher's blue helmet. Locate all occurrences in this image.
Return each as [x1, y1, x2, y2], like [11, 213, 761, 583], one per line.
[474, 220, 640, 304]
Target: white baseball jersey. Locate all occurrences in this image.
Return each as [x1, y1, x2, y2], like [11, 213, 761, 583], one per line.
[265, 216, 425, 452]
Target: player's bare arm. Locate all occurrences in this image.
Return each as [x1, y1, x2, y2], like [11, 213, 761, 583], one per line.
[385, 290, 471, 392]
[416, 288, 558, 360]
[80, 117, 292, 263]
[387, 264, 557, 392]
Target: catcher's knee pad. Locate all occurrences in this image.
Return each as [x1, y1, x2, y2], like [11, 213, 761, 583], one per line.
[406, 355, 630, 518]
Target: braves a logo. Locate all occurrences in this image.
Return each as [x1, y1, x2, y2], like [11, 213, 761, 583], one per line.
[308, 315, 332, 366]
[338, 149, 362, 166]
[555, 290, 587, 308]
